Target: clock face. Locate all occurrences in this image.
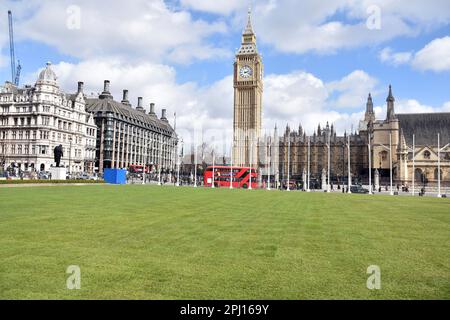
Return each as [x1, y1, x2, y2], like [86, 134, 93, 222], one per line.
[239, 65, 253, 79]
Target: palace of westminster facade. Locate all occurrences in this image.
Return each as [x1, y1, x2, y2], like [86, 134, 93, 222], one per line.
[233, 11, 450, 187]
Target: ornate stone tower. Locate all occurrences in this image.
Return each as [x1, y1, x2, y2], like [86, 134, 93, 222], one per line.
[233, 9, 263, 167]
[372, 85, 400, 171]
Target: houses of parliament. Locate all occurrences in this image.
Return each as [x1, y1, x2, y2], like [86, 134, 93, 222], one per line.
[233, 11, 450, 188]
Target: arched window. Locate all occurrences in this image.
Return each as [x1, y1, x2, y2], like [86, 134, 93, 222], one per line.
[380, 151, 388, 161]
[423, 151, 431, 160]
[415, 168, 424, 183]
[434, 169, 443, 180]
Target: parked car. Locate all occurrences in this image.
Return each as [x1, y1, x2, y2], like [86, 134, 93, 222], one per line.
[350, 185, 370, 194]
[38, 171, 50, 180]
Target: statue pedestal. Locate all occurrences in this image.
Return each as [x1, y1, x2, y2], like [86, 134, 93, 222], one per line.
[49, 167, 67, 180]
[374, 170, 380, 191]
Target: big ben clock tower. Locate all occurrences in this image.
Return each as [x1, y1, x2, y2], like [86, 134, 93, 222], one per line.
[233, 9, 263, 168]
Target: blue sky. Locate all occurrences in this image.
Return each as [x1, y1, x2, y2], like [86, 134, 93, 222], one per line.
[1, 0, 450, 143]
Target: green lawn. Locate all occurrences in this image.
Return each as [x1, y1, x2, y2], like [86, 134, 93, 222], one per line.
[0, 185, 449, 299]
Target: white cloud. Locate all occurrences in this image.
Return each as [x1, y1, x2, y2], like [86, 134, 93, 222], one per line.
[247, 0, 450, 54]
[373, 99, 450, 119]
[379, 37, 450, 72]
[5, 0, 228, 65]
[326, 70, 378, 109]
[264, 71, 328, 118]
[180, 0, 246, 15]
[379, 47, 413, 66]
[395, 99, 437, 114]
[412, 36, 450, 72]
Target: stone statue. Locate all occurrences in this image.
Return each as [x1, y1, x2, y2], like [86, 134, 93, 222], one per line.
[54, 145, 63, 167]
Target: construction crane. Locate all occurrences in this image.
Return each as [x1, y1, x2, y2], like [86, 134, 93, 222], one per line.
[8, 10, 21, 86]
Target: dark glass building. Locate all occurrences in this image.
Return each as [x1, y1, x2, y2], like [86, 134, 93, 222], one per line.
[86, 80, 177, 174]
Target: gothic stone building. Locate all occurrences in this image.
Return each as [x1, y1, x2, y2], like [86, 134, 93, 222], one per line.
[0, 63, 97, 174]
[86, 81, 177, 174]
[270, 86, 450, 188]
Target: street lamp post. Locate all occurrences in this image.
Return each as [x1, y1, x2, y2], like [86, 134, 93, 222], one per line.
[230, 142, 234, 189]
[194, 143, 198, 188]
[249, 138, 253, 190]
[212, 144, 215, 189]
[390, 133, 393, 195]
[347, 135, 352, 194]
[326, 131, 331, 192]
[438, 133, 441, 198]
[68, 136, 72, 176]
[267, 143, 271, 191]
[307, 135, 311, 192]
[368, 133, 373, 195]
[176, 139, 183, 187]
[409, 134, 416, 196]
[158, 134, 162, 186]
[287, 136, 291, 192]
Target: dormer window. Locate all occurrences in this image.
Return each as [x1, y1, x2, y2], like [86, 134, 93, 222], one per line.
[423, 151, 431, 160]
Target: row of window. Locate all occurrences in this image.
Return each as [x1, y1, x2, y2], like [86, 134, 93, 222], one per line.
[1, 144, 87, 158]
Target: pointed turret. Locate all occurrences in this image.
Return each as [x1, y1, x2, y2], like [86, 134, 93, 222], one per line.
[386, 85, 395, 102]
[298, 124, 303, 136]
[365, 93, 376, 122]
[386, 85, 397, 121]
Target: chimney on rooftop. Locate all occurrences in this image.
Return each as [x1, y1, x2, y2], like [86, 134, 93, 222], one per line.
[99, 80, 113, 100]
[121, 89, 130, 105]
[104, 80, 110, 93]
[77, 82, 84, 94]
[137, 97, 144, 112]
[161, 108, 168, 122]
[149, 103, 156, 116]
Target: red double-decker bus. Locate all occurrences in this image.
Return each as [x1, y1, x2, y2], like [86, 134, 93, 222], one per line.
[129, 165, 150, 174]
[204, 166, 258, 189]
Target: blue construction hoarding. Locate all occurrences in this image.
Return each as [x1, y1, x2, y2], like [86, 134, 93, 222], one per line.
[104, 169, 127, 185]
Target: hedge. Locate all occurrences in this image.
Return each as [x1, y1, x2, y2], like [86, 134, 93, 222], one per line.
[0, 179, 105, 185]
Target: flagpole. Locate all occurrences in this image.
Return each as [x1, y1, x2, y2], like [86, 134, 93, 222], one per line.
[176, 140, 180, 187]
[389, 133, 393, 196]
[249, 137, 253, 190]
[412, 134, 415, 196]
[327, 130, 331, 193]
[287, 135, 291, 191]
[347, 135, 352, 194]
[158, 134, 162, 186]
[307, 135, 311, 192]
[368, 133, 373, 195]
[230, 142, 234, 189]
[438, 133, 441, 198]
[212, 145, 215, 189]
[267, 143, 271, 191]
[194, 143, 197, 188]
